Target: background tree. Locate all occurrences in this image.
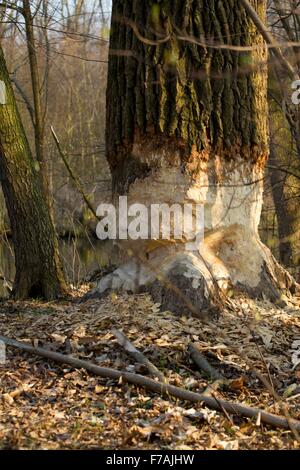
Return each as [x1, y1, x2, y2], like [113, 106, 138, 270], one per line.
[0, 42, 66, 299]
[260, 0, 300, 271]
[22, 0, 47, 188]
[0, 0, 110, 238]
[269, 137, 294, 266]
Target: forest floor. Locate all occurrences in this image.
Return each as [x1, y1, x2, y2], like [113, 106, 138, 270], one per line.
[0, 287, 300, 450]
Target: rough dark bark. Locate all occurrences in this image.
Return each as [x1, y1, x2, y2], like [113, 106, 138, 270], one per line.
[23, 0, 45, 170]
[0, 44, 66, 300]
[106, 0, 269, 193]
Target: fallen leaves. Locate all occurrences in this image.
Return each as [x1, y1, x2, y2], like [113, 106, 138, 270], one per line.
[216, 439, 239, 450]
[228, 376, 245, 392]
[256, 326, 274, 349]
[0, 291, 300, 449]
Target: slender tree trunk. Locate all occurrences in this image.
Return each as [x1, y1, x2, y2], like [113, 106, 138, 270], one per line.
[269, 141, 294, 267]
[95, 0, 297, 315]
[23, 0, 46, 184]
[0, 44, 66, 300]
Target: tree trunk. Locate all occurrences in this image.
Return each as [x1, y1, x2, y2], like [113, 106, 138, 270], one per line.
[94, 0, 297, 316]
[23, 0, 46, 184]
[0, 44, 66, 300]
[269, 141, 293, 267]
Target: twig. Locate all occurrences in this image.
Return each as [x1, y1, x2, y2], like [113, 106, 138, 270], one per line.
[240, 0, 297, 80]
[189, 343, 228, 397]
[50, 126, 99, 220]
[227, 341, 300, 443]
[1, 334, 300, 431]
[121, 17, 170, 46]
[188, 343, 223, 381]
[111, 328, 164, 381]
[203, 379, 227, 397]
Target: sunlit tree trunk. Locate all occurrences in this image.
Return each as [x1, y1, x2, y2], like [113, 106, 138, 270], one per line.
[23, 0, 47, 186]
[0, 44, 66, 300]
[95, 0, 297, 315]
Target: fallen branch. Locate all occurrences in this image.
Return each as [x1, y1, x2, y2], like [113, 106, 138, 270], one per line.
[188, 343, 223, 381]
[188, 343, 228, 396]
[1, 334, 300, 431]
[111, 328, 164, 381]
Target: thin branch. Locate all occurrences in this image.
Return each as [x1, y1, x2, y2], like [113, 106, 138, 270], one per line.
[11, 75, 35, 126]
[112, 328, 164, 381]
[50, 126, 99, 220]
[203, 379, 228, 397]
[188, 343, 224, 381]
[124, 17, 170, 46]
[267, 164, 300, 180]
[240, 0, 298, 80]
[0, 1, 24, 15]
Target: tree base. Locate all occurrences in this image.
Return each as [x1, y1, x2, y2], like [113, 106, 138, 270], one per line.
[87, 234, 298, 318]
[12, 267, 67, 301]
[86, 157, 299, 316]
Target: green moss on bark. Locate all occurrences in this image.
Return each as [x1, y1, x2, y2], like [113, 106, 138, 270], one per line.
[0, 45, 66, 300]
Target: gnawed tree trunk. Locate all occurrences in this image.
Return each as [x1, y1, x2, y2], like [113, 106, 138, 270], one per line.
[94, 0, 297, 316]
[0, 44, 66, 300]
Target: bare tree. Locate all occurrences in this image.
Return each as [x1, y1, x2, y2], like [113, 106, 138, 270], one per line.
[0, 41, 66, 299]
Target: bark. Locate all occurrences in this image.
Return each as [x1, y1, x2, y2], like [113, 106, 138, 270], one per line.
[94, 0, 297, 315]
[23, 0, 45, 174]
[270, 1, 300, 169]
[106, 0, 270, 192]
[0, 44, 66, 300]
[269, 141, 294, 267]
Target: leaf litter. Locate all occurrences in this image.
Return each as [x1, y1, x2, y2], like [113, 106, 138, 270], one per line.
[0, 287, 300, 450]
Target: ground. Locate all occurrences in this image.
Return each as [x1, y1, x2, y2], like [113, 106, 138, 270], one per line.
[0, 287, 300, 450]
